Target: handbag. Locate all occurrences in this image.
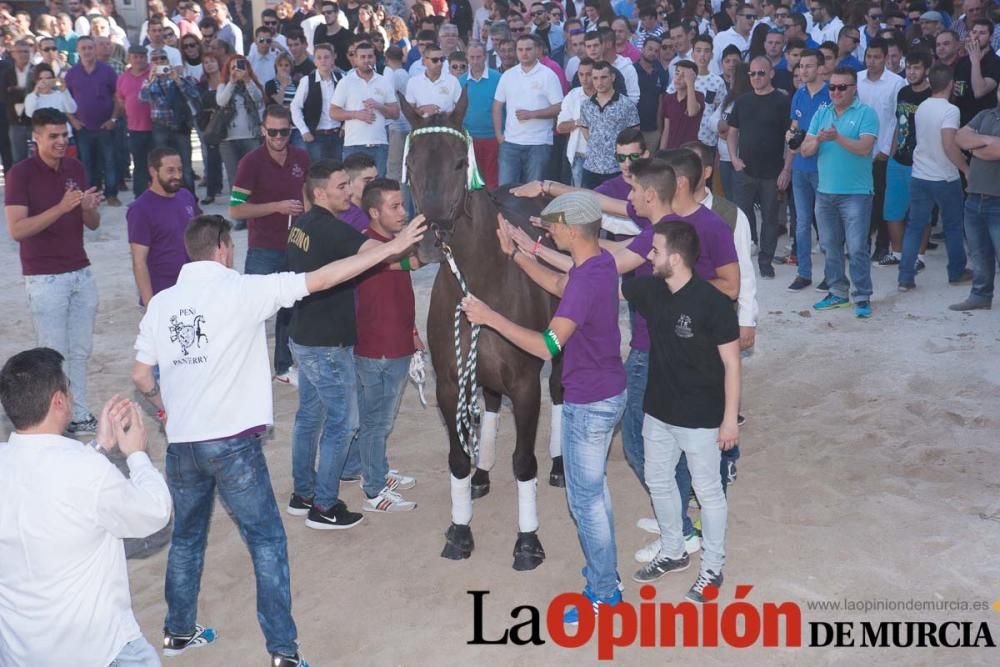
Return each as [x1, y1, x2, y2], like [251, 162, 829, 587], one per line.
[202, 99, 235, 145]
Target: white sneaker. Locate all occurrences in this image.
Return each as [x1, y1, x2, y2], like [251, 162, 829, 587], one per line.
[387, 469, 415, 490]
[636, 517, 660, 534]
[635, 531, 702, 563]
[362, 486, 416, 512]
[274, 366, 298, 386]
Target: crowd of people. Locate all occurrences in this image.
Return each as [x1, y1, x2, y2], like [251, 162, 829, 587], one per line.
[1, 0, 999, 665]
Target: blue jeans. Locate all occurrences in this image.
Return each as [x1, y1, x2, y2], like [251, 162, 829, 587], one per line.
[355, 354, 411, 497]
[244, 248, 293, 375]
[815, 192, 874, 301]
[115, 117, 129, 183]
[621, 349, 647, 485]
[717, 160, 735, 201]
[498, 142, 550, 186]
[8, 123, 31, 163]
[201, 137, 223, 198]
[791, 169, 819, 280]
[289, 341, 359, 509]
[152, 125, 195, 193]
[76, 127, 118, 197]
[304, 131, 343, 163]
[342, 143, 389, 177]
[108, 637, 160, 666]
[128, 130, 153, 197]
[571, 154, 585, 187]
[899, 177, 967, 285]
[644, 415, 727, 575]
[964, 193, 1000, 303]
[562, 391, 626, 599]
[24, 267, 98, 422]
[164, 435, 298, 656]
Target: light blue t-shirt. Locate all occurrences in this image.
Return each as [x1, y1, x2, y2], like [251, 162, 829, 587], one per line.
[807, 98, 879, 195]
[459, 68, 501, 139]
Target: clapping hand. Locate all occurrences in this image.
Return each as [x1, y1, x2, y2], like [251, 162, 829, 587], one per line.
[81, 187, 103, 211]
[113, 401, 148, 457]
[94, 394, 132, 450]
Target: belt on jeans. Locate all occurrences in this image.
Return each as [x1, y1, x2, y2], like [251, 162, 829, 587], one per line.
[352, 143, 385, 148]
[314, 128, 342, 136]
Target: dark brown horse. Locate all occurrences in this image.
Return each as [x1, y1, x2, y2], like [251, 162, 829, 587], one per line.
[401, 91, 564, 570]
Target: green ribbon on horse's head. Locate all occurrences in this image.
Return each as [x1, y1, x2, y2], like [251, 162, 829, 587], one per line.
[401, 126, 485, 192]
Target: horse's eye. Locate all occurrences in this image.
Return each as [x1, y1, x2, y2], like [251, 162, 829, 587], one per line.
[456, 158, 467, 171]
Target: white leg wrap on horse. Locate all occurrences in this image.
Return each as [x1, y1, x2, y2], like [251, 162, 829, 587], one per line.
[517, 478, 539, 533]
[476, 411, 499, 472]
[549, 404, 563, 459]
[451, 474, 473, 525]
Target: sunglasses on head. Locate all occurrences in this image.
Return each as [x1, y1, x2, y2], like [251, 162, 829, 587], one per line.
[266, 128, 292, 137]
[615, 152, 642, 163]
[829, 83, 854, 91]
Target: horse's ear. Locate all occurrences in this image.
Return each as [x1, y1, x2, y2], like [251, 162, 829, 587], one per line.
[398, 92, 422, 129]
[450, 87, 469, 129]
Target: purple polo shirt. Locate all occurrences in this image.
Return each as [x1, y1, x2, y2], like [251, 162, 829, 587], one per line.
[64, 61, 118, 129]
[4, 155, 90, 276]
[127, 189, 201, 296]
[595, 173, 631, 200]
[340, 203, 370, 233]
[625, 206, 739, 352]
[554, 249, 626, 404]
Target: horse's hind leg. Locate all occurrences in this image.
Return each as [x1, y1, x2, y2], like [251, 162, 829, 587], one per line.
[472, 388, 501, 499]
[440, 381, 475, 561]
[547, 357, 566, 488]
[510, 377, 545, 571]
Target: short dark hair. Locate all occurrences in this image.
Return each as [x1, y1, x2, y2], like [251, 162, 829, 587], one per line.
[184, 214, 232, 261]
[198, 17, 218, 32]
[928, 62, 954, 93]
[306, 159, 345, 204]
[148, 146, 180, 170]
[675, 59, 698, 74]
[630, 158, 677, 203]
[800, 47, 825, 66]
[255, 25, 273, 36]
[721, 44, 742, 60]
[584, 30, 603, 43]
[865, 37, 888, 56]
[263, 104, 292, 124]
[591, 59, 613, 74]
[907, 48, 933, 69]
[654, 148, 702, 194]
[972, 18, 995, 36]
[788, 13, 807, 31]
[653, 219, 701, 270]
[616, 127, 646, 151]
[0, 348, 69, 430]
[831, 65, 859, 81]
[31, 107, 68, 130]
[362, 178, 402, 217]
[343, 152, 376, 178]
[692, 33, 713, 49]
[681, 140, 716, 171]
[578, 56, 596, 68]
[286, 29, 306, 44]
[786, 37, 806, 51]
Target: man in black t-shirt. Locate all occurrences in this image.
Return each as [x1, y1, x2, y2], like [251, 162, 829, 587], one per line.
[313, 1, 354, 71]
[623, 220, 741, 604]
[284, 159, 416, 530]
[726, 56, 791, 279]
[952, 19, 1000, 125]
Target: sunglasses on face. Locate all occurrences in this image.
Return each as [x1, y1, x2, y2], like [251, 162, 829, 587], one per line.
[323, 9, 337, 15]
[451, 63, 467, 69]
[42, 46, 57, 52]
[775, 12, 789, 18]
[869, 13, 883, 20]
[266, 128, 292, 136]
[183, 42, 199, 48]
[615, 152, 642, 163]
[427, 56, 444, 63]
[749, 69, 768, 77]
[258, 37, 272, 43]
[740, 14, 757, 20]
[829, 83, 854, 91]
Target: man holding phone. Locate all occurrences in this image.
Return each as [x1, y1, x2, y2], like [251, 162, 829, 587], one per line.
[139, 47, 200, 193]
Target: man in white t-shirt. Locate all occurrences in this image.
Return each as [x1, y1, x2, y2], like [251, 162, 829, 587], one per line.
[147, 15, 182, 67]
[898, 64, 970, 291]
[557, 57, 596, 186]
[493, 34, 563, 184]
[0, 348, 171, 667]
[131, 214, 425, 666]
[404, 43, 462, 116]
[808, 0, 845, 46]
[331, 40, 399, 176]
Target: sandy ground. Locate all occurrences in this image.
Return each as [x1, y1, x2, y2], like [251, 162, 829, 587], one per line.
[2, 183, 1000, 667]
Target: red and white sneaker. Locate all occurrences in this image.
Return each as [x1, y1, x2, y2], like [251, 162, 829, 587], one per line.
[274, 366, 298, 386]
[363, 485, 416, 512]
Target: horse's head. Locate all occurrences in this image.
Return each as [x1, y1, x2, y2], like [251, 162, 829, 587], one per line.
[399, 88, 470, 264]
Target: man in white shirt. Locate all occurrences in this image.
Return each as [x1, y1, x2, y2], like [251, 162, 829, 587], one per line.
[331, 40, 399, 176]
[856, 37, 904, 262]
[291, 43, 343, 161]
[404, 43, 462, 116]
[712, 4, 754, 74]
[668, 19, 694, 71]
[247, 25, 287, 86]
[147, 15, 182, 68]
[131, 213, 425, 667]
[383, 46, 411, 183]
[599, 26, 640, 103]
[493, 34, 564, 184]
[557, 57, 596, 186]
[808, 0, 844, 46]
[0, 347, 172, 667]
[208, 2, 245, 56]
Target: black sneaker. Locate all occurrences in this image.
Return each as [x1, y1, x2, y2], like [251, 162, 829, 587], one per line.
[632, 551, 690, 583]
[870, 247, 888, 263]
[287, 494, 313, 517]
[787, 276, 812, 291]
[339, 475, 362, 484]
[685, 570, 724, 603]
[814, 278, 829, 292]
[759, 264, 775, 279]
[66, 414, 98, 436]
[305, 501, 363, 530]
[272, 652, 309, 667]
[878, 253, 900, 267]
[162, 624, 217, 656]
[916, 259, 926, 272]
[925, 240, 939, 250]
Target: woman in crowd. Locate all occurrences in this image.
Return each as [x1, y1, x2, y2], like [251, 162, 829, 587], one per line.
[181, 34, 203, 83]
[385, 15, 411, 55]
[265, 52, 298, 109]
[198, 54, 226, 205]
[24, 63, 77, 137]
[216, 54, 264, 196]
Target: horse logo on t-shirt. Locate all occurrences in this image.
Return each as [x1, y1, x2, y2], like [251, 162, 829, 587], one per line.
[675, 314, 694, 339]
[169, 312, 208, 356]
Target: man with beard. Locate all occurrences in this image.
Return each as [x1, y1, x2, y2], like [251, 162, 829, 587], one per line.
[127, 147, 201, 308]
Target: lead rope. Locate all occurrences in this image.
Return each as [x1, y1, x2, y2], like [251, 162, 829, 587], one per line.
[440, 242, 481, 461]
[408, 351, 428, 407]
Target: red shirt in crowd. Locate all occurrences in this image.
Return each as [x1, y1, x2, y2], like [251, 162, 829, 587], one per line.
[354, 227, 417, 359]
[233, 145, 310, 250]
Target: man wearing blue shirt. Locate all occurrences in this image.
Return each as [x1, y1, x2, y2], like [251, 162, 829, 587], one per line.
[800, 66, 879, 318]
[461, 43, 501, 189]
[787, 48, 831, 291]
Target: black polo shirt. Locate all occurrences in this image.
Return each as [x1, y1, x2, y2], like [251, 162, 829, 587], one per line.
[635, 60, 670, 131]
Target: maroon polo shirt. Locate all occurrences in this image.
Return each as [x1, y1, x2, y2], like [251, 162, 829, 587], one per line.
[4, 155, 90, 276]
[233, 145, 310, 250]
[354, 227, 417, 360]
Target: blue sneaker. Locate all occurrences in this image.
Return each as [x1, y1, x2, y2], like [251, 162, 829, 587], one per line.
[855, 301, 872, 318]
[563, 588, 623, 625]
[813, 293, 850, 311]
[162, 624, 217, 657]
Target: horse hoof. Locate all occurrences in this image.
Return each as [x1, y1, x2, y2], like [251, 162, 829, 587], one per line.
[512, 531, 545, 571]
[441, 523, 474, 560]
[549, 456, 565, 488]
[471, 469, 491, 499]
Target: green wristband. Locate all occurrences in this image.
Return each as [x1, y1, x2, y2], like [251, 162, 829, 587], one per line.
[543, 329, 562, 357]
[229, 190, 248, 206]
[401, 257, 412, 271]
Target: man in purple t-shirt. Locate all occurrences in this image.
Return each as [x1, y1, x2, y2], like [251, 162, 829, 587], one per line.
[339, 152, 378, 234]
[462, 192, 627, 624]
[127, 147, 201, 307]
